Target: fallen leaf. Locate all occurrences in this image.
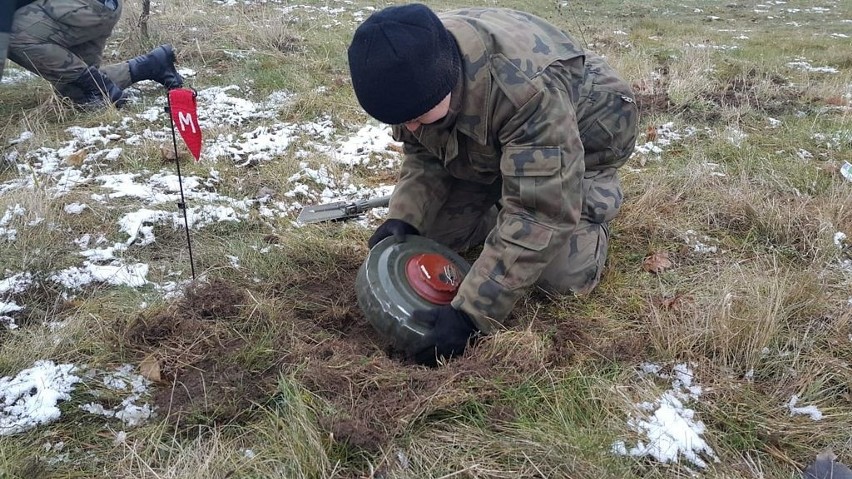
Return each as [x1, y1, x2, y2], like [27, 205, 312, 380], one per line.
[645, 124, 658, 142]
[386, 143, 403, 153]
[140, 354, 161, 382]
[642, 251, 673, 274]
[661, 296, 679, 309]
[654, 293, 692, 311]
[825, 96, 848, 106]
[820, 163, 840, 175]
[65, 148, 88, 166]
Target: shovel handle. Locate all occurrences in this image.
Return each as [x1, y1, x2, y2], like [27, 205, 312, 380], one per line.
[356, 195, 392, 212]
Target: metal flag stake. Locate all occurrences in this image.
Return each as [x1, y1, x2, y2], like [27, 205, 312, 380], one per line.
[165, 87, 203, 280]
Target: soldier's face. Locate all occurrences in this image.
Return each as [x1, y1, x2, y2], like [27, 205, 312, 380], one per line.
[403, 93, 451, 132]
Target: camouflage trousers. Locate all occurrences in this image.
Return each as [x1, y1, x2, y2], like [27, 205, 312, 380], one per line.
[421, 58, 637, 295]
[9, 0, 131, 102]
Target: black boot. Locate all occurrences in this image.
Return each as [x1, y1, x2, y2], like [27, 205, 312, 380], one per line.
[128, 44, 184, 89]
[72, 66, 126, 109]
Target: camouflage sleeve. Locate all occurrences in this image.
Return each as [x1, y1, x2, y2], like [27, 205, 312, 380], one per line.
[386, 127, 454, 232]
[451, 75, 585, 333]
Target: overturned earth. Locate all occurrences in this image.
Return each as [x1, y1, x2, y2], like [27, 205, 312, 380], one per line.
[120, 243, 647, 459]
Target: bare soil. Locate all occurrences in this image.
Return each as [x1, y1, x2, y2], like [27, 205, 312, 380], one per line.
[121, 249, 649, 456]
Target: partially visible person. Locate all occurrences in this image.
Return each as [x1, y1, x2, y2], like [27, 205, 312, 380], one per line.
[347, 4, 638, 365]
[3, 0, 183, 108]
[1, 0, 15, 80]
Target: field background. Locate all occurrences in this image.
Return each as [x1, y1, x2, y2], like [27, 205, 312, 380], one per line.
[1, 0, 851, 477]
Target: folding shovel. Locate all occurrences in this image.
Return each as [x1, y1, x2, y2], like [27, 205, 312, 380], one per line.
[296, 195, 391, 224]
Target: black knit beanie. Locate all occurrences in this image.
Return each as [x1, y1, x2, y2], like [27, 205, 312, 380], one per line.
[347, 3, 460, 125]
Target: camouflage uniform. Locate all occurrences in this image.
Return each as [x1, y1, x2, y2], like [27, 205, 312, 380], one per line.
[387, 8, 638, 333]
[8, 0, 132, 102]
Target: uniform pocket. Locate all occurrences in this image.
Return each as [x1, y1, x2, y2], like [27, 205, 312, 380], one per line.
[486, 215, 553, 289]
[578, 90, 638, 170]
[499, 215, 553, 251]
[500, 146, 563, 214]
[46, 0, 117, 27]
[464, 142, 501, 184]
[467, 142, 499, 172]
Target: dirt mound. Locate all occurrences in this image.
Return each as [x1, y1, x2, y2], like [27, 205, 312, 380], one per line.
[632, 74, 676, 119]
[123, 279, 275, 428]
[634, 91, 675, 118]
[121, 250, 645, 453]
[182, 277, 246, 320]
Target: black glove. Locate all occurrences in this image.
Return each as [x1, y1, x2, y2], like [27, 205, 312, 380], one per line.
[368, 219, 419, 248]
[411, 305, 478, 366]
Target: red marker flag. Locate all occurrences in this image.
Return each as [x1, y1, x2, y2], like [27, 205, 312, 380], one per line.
[168, 88, 202, 161]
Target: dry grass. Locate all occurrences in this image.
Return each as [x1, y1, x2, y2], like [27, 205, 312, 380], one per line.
[1, 0, 851, 477]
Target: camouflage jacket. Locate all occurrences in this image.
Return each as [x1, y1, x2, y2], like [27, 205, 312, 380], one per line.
[389, 8, 607, 333]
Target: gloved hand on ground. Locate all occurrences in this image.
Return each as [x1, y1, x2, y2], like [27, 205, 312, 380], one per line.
[411, 305, 478, 366]
[368, 219, 419, 248]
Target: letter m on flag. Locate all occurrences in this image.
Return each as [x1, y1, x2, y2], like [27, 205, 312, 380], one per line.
[168, 88, 202, 161]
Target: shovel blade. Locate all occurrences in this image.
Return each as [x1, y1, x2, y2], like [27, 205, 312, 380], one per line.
[296, 201, 358, 224]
